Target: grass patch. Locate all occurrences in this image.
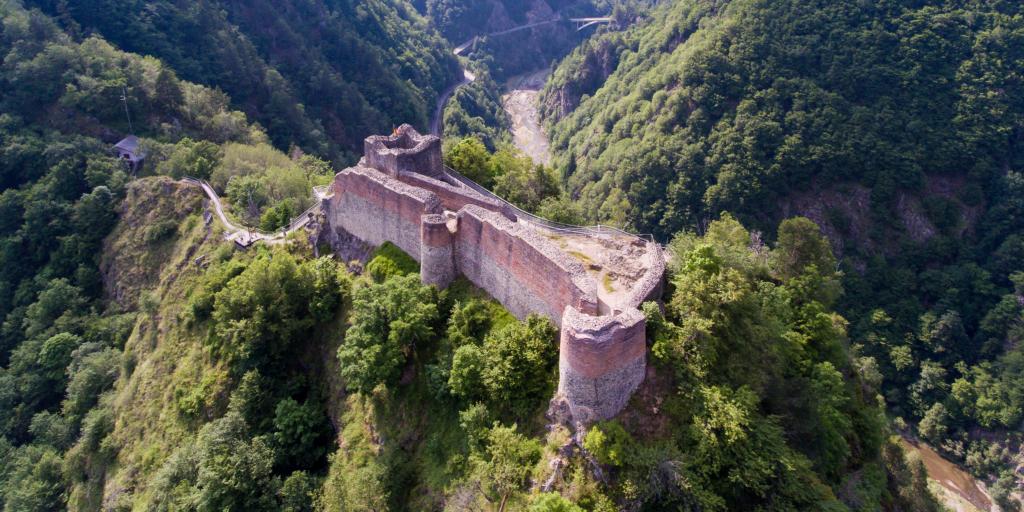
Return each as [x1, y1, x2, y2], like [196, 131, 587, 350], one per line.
[566, 250, 593, 265]
[366, 242, 420, 281]
[603, 273, 616, 293]
[445, 277, 516, 331]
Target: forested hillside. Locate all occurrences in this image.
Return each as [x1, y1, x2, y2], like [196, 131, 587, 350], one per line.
[420, 0, 615, 80]
[2, 0, 1021, 509]
[26, 0, 459, 163]
[542, 0, 1024, 505]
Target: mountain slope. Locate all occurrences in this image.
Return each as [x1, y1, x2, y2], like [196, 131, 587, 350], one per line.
[543, 0, 1023, 240]
[27, 0, 460, 162]
[542, 0, 1024, 506]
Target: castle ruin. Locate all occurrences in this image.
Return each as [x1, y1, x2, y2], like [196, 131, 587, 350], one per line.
[322, 125, 665, 421]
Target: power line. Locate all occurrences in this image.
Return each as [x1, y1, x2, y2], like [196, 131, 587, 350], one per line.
[121, 85, 133, 133]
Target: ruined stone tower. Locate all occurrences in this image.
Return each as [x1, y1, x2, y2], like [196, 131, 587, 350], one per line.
[322, 125, 665, 421]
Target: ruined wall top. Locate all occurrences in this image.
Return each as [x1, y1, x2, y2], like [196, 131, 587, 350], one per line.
[364, 124, 443, 179]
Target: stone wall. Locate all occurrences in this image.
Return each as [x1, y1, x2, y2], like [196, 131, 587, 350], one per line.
[399, 171, 509, 217]
[326, 165, 441, 260]
[559, 307, 647, 422]
[420, 214, 457, 288]
[323, 126, 665, 422]
[454, 206, 599, 325]
[364, 124, 443, 178]
[627, 243, 666, 306]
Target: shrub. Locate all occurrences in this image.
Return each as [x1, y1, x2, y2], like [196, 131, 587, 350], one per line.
[583, 421, 633, 467]
[144, 219, 179, 244]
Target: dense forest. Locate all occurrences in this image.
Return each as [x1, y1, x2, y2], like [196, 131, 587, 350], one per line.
[541, 0, 1024, 506]
[25, 0, 459, 163]
[1, 0, 1022, 509]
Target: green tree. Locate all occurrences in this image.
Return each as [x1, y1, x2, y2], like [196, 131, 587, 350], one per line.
[279, 471, 318, 512]
[210, 252, 313, 371]
[529, 493, 584, 512]
[480, 316, 558, 410]
[771, 217, 837, 281]
[272, 398, 330, 470]
[490, 150, 560, 212]
[302, 257, 349, 323]
[157, 138, 222, 180]
[37, 332, 80, 382]
[445, 137, 495, 188]
[918, 403, 950, 444]
[473, 424, 542, 510]
[448, 344, 485, 400]
[2, 445, 66, 512]
[149, 411, 278, 511]
[583, 420, 633, 467]
[337, 274, 439, 394]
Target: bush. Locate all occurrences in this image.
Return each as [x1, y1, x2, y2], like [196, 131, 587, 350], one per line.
[144, 219, 179, 244]
[583, 421, 633, 467]
[280, 471, 319, 512]
[448, 344, 485, 400]
[529, 493, 585, 512]
[272, 398, 331, 471]
[365, 242, 419, 282]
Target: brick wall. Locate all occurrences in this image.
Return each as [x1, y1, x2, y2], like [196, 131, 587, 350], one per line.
[326, 166, 441, 260]
[454, 206, 598, 325]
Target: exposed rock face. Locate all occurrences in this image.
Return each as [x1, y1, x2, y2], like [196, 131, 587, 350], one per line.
[323, 124, 665, 421]
[541, 36, 629, 121]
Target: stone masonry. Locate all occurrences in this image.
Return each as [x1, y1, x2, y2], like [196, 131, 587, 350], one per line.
[323, 125, 665, 421]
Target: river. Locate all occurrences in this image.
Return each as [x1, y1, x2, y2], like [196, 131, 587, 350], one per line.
[502, 68, 553, 166]
[900, 437, 994, 512]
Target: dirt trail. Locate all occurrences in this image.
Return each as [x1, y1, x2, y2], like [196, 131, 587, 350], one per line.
[503, 68, 552, 166]
[900, 437, 993, 512]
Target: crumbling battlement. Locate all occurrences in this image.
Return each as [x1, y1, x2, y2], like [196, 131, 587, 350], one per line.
[324, 125, 664, 421]
[364, 125, 443, 179]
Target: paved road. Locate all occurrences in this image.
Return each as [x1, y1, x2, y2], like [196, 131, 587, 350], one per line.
[434, 13, 609, 137]
[430, 68, 476, 136]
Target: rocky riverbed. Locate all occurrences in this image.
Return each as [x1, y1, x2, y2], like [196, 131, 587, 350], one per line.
[503, 68, 553, 166]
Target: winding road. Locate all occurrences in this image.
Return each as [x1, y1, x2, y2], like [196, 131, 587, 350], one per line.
[431, 13, 610, 137]
[430, 68, 476, 136]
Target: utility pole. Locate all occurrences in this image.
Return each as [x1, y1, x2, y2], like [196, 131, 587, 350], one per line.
[121, 86, 134, 133]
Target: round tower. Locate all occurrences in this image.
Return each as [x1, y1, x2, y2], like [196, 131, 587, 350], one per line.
[558, 307, 647, 422]
[420, 213, 456, 289]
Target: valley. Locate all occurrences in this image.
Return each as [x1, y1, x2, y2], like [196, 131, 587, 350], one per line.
[1, 1, 1022, 511]
[502, 69, 554, 166]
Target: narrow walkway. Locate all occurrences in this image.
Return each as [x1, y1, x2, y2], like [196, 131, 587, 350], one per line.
[181, 177, 329, 247]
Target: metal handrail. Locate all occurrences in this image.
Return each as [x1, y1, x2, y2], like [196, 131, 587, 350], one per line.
[441, 166, 656, 243]
[182, 176, 324, 238]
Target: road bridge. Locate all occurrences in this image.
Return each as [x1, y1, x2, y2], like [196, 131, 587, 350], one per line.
[567, 17, 612, 30]
[452, 15, 612, 56]
[437, 13, 611, 136]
